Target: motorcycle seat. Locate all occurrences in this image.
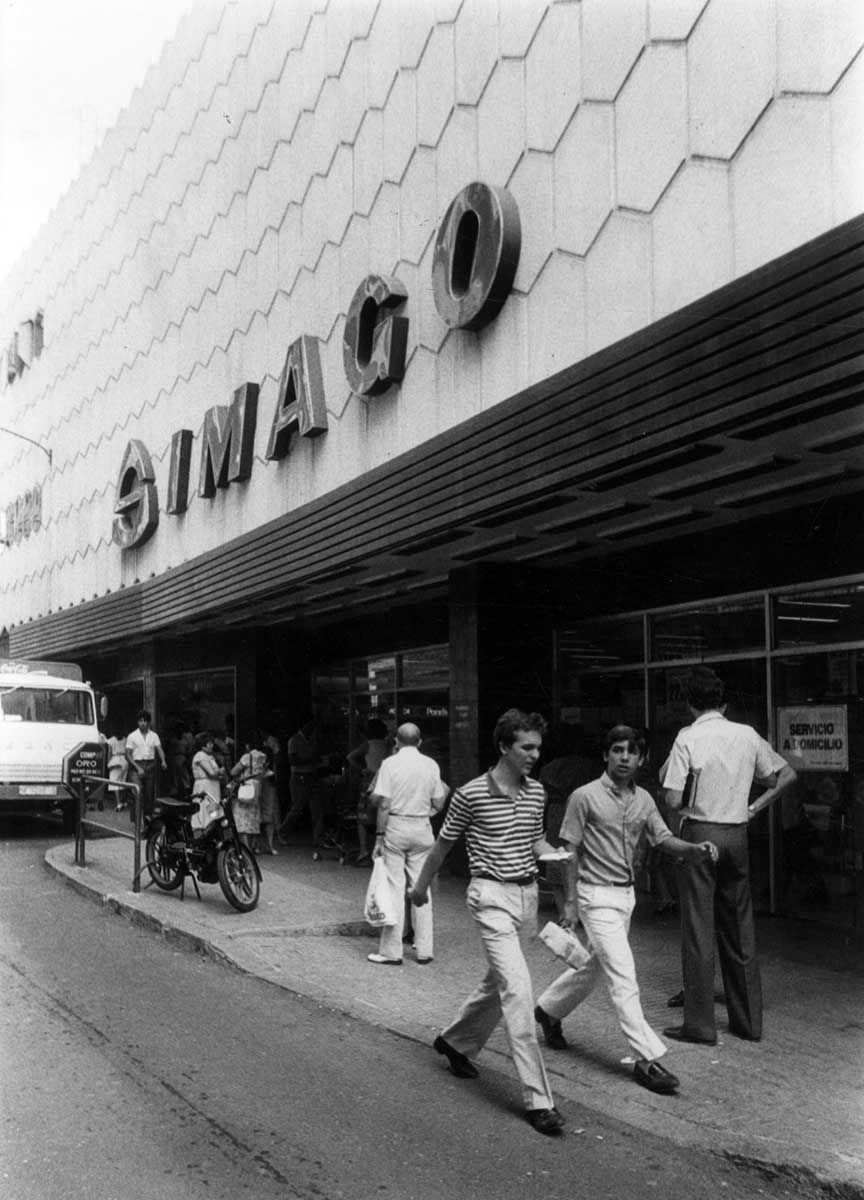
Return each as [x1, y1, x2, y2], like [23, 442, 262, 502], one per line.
[158, 797, 200, 818]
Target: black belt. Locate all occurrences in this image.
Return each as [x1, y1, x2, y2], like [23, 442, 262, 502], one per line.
[475, 872, 537, 886]
[608, 880, 633, 888]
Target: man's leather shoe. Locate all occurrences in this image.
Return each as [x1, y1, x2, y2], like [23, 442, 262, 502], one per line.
[367, 953, 402, 965]
[433, 1035, 479, 1078]
[526, 1107, 565, 1136]
[534, 1005, 567, 1050]
[634, 1059, 680, 1094]
[416, 956, 433, 964]
[663, 1025, 717, 1046]
[728, 1027, 761, 1042]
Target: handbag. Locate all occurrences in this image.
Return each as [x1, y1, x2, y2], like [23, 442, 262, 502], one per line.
[237, 780, 257, 803]
[363, 857, 397, 927]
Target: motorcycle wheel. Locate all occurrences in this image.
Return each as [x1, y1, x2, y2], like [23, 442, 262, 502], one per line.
[145, 825, 185, 891]
[216, 843, 259, 912]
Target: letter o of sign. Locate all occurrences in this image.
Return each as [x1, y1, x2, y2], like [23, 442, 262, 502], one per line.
[113, 438, 159, 549]
[343, 275, 409, 397]
[431, 182, 521, 331]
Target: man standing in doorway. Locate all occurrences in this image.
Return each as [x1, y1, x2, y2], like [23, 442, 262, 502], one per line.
[409, 709, 564, 1137]
[367, 722, 449, 966]
[661, 667, 796, 1045]
[125, 709, 168, 821]
[280, 719, 320, 844]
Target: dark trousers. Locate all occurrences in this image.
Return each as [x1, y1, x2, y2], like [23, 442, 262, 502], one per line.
[677, 820, 762, 1040]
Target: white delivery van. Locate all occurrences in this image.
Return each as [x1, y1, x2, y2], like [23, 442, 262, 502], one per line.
[0, 660, 101, 830]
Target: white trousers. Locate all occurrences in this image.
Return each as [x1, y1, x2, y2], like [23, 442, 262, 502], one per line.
[537, 882, 667, 1063]
[378, 817, 434, 961]
[441, 877, 555, 1112]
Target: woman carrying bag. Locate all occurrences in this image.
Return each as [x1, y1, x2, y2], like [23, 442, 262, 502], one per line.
[231, 735, 265, 851]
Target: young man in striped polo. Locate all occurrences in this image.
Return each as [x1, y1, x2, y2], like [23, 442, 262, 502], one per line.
[409, 708, 565, 1137]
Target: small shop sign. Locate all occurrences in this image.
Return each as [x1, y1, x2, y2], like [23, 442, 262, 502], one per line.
[776, 705, 848, 772]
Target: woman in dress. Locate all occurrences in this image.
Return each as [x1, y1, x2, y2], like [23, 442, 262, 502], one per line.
[256, 730, 280, 855]
[190, 731, 225, 831]
[230, 735, 265, 851]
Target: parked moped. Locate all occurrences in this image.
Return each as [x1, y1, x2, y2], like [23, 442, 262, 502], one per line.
[144, 781, 262, 912]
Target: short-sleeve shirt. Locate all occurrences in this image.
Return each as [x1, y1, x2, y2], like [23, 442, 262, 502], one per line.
[560, 772, 672, 887]
[661, 711, 787, 824]
[440, 770, 545, 881]
[126, 728, 162, 763]
[372, 745, 447, 817]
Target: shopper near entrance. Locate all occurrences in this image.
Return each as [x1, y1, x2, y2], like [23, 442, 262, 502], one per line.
[280, 719, 321, 844]
[125, 710, 168, 820]
[533, 725, 719, 1096]
[661, 667, 796, 1045]
[409, 709, 565, 1137]
[366, 722, 448, 966]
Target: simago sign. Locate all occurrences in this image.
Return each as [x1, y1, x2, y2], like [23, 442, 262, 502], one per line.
[113, 182, 521, 551]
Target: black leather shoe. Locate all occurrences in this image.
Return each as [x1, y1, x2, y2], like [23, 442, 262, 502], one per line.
[534, 1005, 567, 1050]
[663, 1025, 717, 1046]
[433, 1035, 479, 1078]
[728, 1027, 761, 1042]
[526, 1107, 565, 1136]
[634, 1059, 680, 1094]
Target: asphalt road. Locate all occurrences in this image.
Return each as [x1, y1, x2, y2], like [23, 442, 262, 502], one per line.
[0, 816, 820, 1200]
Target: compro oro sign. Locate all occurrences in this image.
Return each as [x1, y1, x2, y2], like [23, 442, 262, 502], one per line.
[777, 706, 848, 772]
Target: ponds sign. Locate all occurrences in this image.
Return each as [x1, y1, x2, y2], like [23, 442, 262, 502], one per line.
[113, 182, 521, 551]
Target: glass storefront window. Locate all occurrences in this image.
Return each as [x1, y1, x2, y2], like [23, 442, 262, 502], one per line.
[559, 616, 644, 676]
[773, 651, 862, 929]
[314, 645, 449, 775]
[774, 585, 864, 649]
[402, 645, 449, 689]
[650, 597, 764, 662]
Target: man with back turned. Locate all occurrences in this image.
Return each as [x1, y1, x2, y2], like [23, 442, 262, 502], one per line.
[661, 667, 796, 1045]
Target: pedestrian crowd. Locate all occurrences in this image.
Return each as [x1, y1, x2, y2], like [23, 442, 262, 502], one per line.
[99, 664, 796, 1139]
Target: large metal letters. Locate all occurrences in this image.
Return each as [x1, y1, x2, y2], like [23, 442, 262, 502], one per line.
[110, 182, 520, 553]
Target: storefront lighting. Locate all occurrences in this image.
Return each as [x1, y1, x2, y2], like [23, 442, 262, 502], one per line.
[777, 615, 840, 623]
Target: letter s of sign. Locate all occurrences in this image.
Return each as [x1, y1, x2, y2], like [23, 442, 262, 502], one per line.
[431, 182, 521, 331]
[343, 275, 409, 397]
[113, 439, 158, 549]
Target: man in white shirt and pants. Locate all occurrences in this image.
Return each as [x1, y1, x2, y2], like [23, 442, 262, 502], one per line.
[367, 722, 448, 966]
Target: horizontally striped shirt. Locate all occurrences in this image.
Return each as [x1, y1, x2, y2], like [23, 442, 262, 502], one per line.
[440, 770, 545, 881]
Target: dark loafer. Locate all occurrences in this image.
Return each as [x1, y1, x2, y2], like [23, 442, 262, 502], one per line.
[634, 1059, 680, 1094]
[534, 1005, 567, 1050]
[433, 1035, 479, 1078]
[663, 1025, 717, 1046]
[526, 1107, 565, 1136]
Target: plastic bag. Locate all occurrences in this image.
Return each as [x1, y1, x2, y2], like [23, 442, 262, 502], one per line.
[538, 921, 592, 969]
[364, 857, 397, 927]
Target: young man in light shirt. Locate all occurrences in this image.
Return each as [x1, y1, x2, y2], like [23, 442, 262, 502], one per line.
[534, 725, 718, 1095]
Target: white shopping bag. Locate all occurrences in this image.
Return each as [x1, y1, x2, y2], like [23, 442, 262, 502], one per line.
[539, 921, 592, 969]
[364, 857, 398, 927]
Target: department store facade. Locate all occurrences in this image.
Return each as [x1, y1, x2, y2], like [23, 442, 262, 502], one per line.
[1, 0, 862, 932]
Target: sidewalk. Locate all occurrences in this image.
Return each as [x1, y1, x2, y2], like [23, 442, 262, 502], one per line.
[46, 835, 864, 1194]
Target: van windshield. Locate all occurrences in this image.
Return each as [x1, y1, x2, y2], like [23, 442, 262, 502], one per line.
[0, 686, 94, 725]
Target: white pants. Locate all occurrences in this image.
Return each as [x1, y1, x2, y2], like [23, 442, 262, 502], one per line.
[537, 882, 667, 1064]
[378, 817, 435, 961]
[441, 877, 555, 1112]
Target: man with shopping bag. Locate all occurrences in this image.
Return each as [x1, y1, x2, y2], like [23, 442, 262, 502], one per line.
[365, 723, 449, 966]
